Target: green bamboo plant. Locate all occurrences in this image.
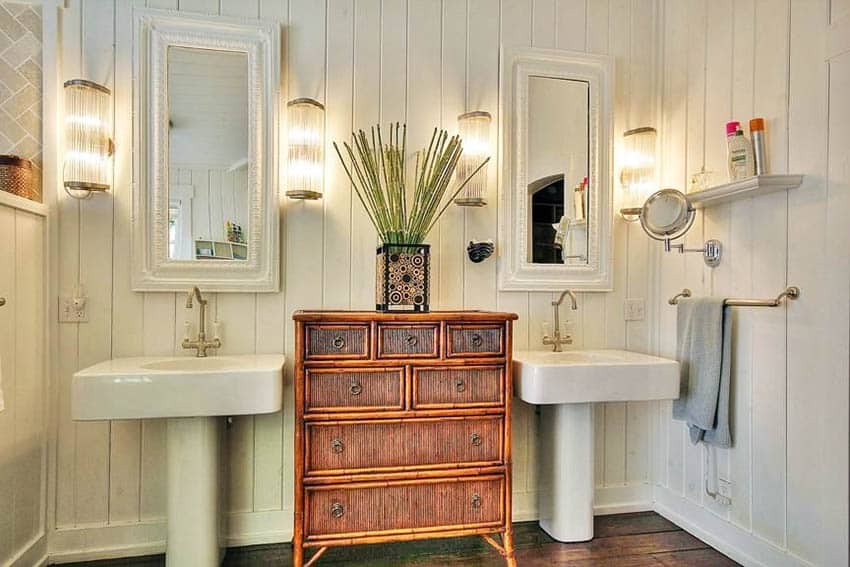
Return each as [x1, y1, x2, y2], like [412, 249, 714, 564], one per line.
[333, 123, 489, 245]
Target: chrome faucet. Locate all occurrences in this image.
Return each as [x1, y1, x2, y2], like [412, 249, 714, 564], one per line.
[182, 286, 221, 357]
[542, 289, 578, 352]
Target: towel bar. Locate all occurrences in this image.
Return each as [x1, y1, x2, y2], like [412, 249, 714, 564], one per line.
[668, 286, 800, 306]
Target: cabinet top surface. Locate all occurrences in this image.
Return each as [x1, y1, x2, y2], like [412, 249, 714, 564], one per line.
[293, 310, 518, 322]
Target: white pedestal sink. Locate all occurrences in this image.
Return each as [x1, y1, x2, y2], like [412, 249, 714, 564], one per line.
[513, 349, 679, 543]
[72, 354, 284, 566]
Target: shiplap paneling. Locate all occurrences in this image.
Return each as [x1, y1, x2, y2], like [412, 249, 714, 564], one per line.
[652, 1, 849, 566]
[49, 0, 660, 557]
[0, 203, 47, 566]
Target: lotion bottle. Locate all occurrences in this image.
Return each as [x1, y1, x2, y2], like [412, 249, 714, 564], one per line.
[726, 121, 755, 180]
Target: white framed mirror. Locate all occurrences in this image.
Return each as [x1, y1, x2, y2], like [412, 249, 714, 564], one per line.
[499, 46, 614, 291]
[132, 9, 280, 292]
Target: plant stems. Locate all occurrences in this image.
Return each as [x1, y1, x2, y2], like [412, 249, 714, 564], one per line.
[333, 123, 488, 245]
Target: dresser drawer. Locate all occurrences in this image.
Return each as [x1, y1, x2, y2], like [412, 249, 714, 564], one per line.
[305, 475, 504, 539]
[305, 417, 503, 474]
[305, 368, 404, 413]
[446, 324, 504, 357]
[377, 324, 439, 358]
[305, 324, 370, 359]
[413, 366, 504, 409]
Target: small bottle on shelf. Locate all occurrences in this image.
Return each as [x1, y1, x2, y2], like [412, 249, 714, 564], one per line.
[726, 121, 755, 181]
[749, 117, 767, 175]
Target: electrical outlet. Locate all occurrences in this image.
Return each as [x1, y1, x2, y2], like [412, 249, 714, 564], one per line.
[59, 296, 88, 323]
[624, 298, 645, 321]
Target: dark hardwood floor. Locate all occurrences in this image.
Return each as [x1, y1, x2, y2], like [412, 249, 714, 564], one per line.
[66, 512, 739, 566]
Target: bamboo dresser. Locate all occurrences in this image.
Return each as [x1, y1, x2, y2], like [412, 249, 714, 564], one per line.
[292, 311, 518, 566]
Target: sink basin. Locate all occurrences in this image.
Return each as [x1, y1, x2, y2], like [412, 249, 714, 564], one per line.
[72, 353, 284, 566]
[72, 354, 284, 420]
[513, 349, 679, 405]
[512, 349, 679, 544]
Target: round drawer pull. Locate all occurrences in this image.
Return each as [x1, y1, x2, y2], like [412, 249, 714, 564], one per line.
[331, 438, 345, 453]
[0, 297, 6, 307]
[470, 433, 482, 446]
[331, 502, 345, 518]
[405, 334, 419, 347]
[470, 333, 484, 347]
[332, 335, 346, 350]
[471, 493, 482, 509]
[455, 378, 466, 392]
[349, 380, 362, 396]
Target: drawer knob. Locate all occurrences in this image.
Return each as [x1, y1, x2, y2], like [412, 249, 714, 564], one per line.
[470, 333, 484, 347]
[0, 297, 5, 307]
[331, 438, 345, 453]
[471, 493, 482, 509]
[470, 433, 482, 446]
[455, 378, 466, 393]
[332, 335, 346, 350]
[405, 334, 418, 347]
[331, 502, 345, 518]
[349, 380, 362, 396]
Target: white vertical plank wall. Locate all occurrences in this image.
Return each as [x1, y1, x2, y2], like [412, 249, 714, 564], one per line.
[42, 0, 850, 565]
[0, 202, 48, 567]
[46, 0, 660, 559]
[651, 1, 850, 566]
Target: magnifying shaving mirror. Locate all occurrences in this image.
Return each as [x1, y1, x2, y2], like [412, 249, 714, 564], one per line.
[625, 188, 722, 267]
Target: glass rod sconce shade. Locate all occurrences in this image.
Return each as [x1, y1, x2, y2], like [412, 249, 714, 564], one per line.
[63, 79, 113, 200]
[286, 98, 325, 200]
[619, 126, 657, 219]
[454, 111, 491, 207]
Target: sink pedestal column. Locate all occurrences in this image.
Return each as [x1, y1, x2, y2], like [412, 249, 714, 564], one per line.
[537, 402, 594, 542]
[166, 417, 224, 566]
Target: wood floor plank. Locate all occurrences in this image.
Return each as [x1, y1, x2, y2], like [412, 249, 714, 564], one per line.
[653, 547, 741, 566]
[593, 512, 681, 538]
[512, 531, 711, 564]
[66, 513, 740, 566]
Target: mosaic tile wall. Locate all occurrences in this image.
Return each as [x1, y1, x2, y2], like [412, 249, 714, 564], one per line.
[0, 1, 41, 193]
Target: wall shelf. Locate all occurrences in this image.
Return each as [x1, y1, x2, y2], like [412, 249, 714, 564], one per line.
[0, 191, 47, 217]
[688, 174, 803, 209]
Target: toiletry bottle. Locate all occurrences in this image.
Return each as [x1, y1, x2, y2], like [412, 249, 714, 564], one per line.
[726, 121, 755, 180]
[749, 117, 767, 175]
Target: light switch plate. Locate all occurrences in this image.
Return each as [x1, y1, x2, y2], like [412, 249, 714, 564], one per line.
[59, 296, 88, 323]
[624, 298, 645, 321]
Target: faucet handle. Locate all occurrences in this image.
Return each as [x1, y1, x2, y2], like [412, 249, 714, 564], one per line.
[212, 320, 222, 341]
[183, 321, 192, 342]
[541, 321, 552, 338]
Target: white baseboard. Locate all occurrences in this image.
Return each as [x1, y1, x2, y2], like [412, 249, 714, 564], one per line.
[594, 483, 653, 515]
[48, 510, 292, 564]
[653, 486, 814, 567]
[7, 533, 48, 567]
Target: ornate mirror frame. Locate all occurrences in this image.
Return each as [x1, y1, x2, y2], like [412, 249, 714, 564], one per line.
[132, 9, 280, 292]
[498, 46, 614, 291]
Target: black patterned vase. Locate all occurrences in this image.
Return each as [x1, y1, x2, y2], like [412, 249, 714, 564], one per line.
[375, 243, 430, 312]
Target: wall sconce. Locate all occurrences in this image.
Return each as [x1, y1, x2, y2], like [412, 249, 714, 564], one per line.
[454, 111, 491, 207]
[63, 79, 113, 200]
[619, 126, 657, 219]
[286, 98, 324, 200]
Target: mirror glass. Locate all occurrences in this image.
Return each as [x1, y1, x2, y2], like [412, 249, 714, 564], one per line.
[640, 188, 694, 239]
[526, 76, 589, 265]
[167, 46, 250, 261]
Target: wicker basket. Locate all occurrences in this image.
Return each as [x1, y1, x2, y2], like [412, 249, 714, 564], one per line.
[0, 155, 39, 202]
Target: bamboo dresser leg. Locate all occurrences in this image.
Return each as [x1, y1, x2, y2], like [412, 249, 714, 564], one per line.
[503, 528, 517, 567]
[292, 540, 303, 567]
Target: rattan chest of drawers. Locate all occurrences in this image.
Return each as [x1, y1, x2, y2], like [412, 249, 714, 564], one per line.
[292, 311, 518, 567]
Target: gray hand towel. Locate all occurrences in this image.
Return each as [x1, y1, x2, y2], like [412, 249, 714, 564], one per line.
[672, 297, 732, 448]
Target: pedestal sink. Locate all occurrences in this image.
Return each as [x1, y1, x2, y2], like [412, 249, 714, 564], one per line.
[513, 349, 679, 543]
[72, 354, 285, 566]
